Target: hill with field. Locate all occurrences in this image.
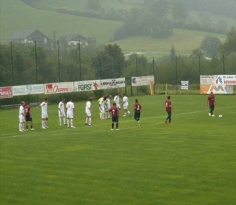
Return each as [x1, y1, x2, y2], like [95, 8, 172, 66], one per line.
[1, 0, 234, 58]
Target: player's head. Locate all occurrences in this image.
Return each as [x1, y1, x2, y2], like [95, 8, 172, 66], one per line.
[44, 98, 48, 102]
[210, 91, 213, 94]
[26, 102, 30, 105]
[89, 97, 93, 101]
[116, 93, 119, 96]
[61, 98, 65, 102]
[135, 99, 138, 103]
[21, 101, 25, 106]
[123, 93, 126, 96]
[113, 102, 116, 106]
[167, 96, 171, 99]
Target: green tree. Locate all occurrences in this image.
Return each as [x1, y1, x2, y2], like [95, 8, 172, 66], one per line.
[169, 45, 176, 62]
[201, 35, 221, 57]
[222, 26, 236, 55]
[86, 0, 101, 11]
[171, 1, 187, 20]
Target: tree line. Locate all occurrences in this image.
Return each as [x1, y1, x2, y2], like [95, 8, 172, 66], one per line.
[1, 27, 236, 87]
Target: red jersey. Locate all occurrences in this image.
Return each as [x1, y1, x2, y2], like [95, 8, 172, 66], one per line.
[25, 104, 31, 116]
[109, 106, 119, 117]
[134, 102, 141, 111]
[208, 94, 215, 105]
[165, 99, 171, 112]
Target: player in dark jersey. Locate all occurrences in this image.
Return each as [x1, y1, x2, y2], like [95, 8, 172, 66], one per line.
[207, 91, 215, 117]
[109, 102, 119, 130]
[165, 96, 175, 124]
[134, 99, 142, 125]
[25, 102, 34, 131]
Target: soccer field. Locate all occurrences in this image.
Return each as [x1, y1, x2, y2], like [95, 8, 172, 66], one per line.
[0, 95, 235, 205]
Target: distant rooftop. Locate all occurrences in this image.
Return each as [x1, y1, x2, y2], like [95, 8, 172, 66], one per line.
[9, 29, 38, 40]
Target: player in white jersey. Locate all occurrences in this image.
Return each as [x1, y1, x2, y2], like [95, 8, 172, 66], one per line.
[19, 101, 25, 132]
[105, 95, 111, 118]
[122, 93, 131, 117]
[58, 98, 66, 126]
[66, 99, 76, 128]
[113, 93, 120, 109]
[85, 97, 93, 126]
[37, 98, 49, 129]
[98, 96, 106, 120]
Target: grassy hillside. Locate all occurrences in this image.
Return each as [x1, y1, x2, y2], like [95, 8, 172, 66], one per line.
[0, 0, 227, 59]
[114, 29, 226, 59]
[0, 0, 123, 44]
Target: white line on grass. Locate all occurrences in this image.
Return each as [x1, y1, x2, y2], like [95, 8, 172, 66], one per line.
[0, 106, 235, 140]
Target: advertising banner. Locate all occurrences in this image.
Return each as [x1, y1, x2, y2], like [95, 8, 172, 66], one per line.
[181, 81, 189, 90]
[45, 82, 73, 94]
[131, 75, 154, 86]
[100, 78, 125, 90]
[74, 80, 100, 92]
[13, 84, 44, 96]
[0, 86, 13, 99]
[200, 75, 234, 94]
[215, 75, 236, 85]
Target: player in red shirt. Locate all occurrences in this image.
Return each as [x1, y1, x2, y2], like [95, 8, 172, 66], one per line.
[25, 102, 34, 131]
[207, 91, 215, 117]
[165, 96, 175, 124]
[134, 99, 142, 125]
[109, 102, 119, 130]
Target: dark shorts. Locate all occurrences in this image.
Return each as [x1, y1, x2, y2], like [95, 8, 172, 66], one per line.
[210, 104, 214, 110]
[112, 116, 119, 123]
[25, 115, 32, 122]
[134, 111, 140, 119]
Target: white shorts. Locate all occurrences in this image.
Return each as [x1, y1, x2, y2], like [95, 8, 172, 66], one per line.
[42, 112, 48, 119]
[105, 106, 111, 111]
[99, 107, 105, 113]
[123, 105, 128, 109]
[86, 111, 91, 117]
[19, 115, 25, 123]
[67, 112, 73, 119]
[58, 111, 65, 118]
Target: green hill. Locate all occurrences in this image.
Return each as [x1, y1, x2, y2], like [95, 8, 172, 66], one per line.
[0, 0, 123, 44]
[0, 0, 227, 58]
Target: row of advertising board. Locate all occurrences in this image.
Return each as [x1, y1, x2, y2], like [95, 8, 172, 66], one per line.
[0, 76, 155, 99]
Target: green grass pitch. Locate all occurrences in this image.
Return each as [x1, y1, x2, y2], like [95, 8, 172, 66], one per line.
[0, 95, 235, 205]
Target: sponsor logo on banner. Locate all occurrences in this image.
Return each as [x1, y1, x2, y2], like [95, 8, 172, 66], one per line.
[0, 86, 13, 99]
[13, 84, 44, 96]
[215, 75, 236, 85]
[45, 82, 73, 94]
[100, 78, 125, 89]
[74, 80, 100, 91]
[131, 75, 154, 86]
[13, 85, 27, 96]
[181, 81, 189, 90]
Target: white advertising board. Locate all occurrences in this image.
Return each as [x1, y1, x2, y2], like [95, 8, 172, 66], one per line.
[74, 80, 100, 92]
[45, 82, 73, 94]
[100, 78, 125, 90]
[13, 84, 44, 96]
[131, 75, 154, 86]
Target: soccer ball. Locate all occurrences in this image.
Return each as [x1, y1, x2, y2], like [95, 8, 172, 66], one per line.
[219, 114, 223, 118]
